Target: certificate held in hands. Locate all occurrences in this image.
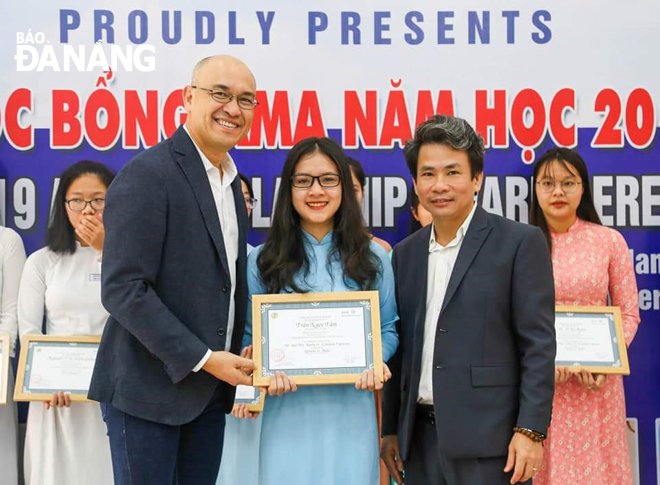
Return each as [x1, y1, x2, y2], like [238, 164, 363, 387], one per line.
[14, 334, 101, 402]
[252, 291, 383, 386]
[554, 305, 630, 375]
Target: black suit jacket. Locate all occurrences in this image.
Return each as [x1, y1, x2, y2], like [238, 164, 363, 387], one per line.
[88, 126, 248, 425]
[383, 206, 556, 459]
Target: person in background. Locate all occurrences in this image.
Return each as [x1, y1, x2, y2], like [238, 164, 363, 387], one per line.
[237, 137, 398, 485]
[215, 172, 262, 485]
[239, 172, 257, 254]
[529, 148, 640, 485]
[18, 160, 114, 485]
[0, 225, 26, 485]
[347, 156, 393, 252]
[408, 192, 433, 234]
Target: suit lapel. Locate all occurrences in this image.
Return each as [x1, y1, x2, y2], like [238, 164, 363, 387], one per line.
[440, 206, 492, 314]
[172, 126, 230, 277]
[408, 226, 432, 383]
[231, 173, 248, 253]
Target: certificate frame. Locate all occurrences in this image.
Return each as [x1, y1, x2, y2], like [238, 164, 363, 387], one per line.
[0, 332, 10, 405]
[234, 385, 265, 412]
[252, 291, 383, 386]
[555, 305, 630, 375]
[14, 334, 101, 402]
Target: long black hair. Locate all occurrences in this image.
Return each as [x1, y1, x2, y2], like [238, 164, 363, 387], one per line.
[529, 148, 601, 251]
[257, 137, 381, 294]
[46, 160, 115, 254]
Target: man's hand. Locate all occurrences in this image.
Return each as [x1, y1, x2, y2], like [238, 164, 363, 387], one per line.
[202, 350, 255, 386]
[504, 432, 543, 483]
[380, 435, 405, 485]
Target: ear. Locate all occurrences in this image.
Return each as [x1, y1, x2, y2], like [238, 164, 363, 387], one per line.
[472, 171, 484, 194]
[412, 178, 419, 197]
[182, 85, 194, 112]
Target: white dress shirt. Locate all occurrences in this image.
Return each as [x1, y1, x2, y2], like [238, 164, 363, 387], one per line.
[417, 203, 477, 405]
[183, 126, 240, 371]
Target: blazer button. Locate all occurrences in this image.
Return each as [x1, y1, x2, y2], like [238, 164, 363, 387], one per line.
[435, 365, 446, 370]
[222, 285, 229, 293]
[217, 328, 226, 336]
[438, 328, 447, 333]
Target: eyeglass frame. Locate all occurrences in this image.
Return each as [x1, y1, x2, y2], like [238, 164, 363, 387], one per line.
[291, 173, 342, 188]
[190, 85, 259, 110]
[535, 180, 582, 194]
[65, 198, 106, 211]
[244, 197, 258, 208]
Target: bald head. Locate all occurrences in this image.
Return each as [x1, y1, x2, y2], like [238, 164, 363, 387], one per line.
[191, 55, 256, 88]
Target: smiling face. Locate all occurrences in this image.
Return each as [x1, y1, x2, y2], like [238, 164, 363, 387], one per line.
[413, 143, 482, 231]
[65, 174, 108, 231]
[535, 160, 583, 229]
[291, 151, 342, 238]
[183, 56, 256, 163]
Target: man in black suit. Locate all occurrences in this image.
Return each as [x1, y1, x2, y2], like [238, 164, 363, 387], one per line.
[89, 55, 257, 485]
[381, 115, 556, 485]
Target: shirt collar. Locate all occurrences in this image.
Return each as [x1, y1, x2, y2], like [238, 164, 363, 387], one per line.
[182, 124, 238, 188]
[429, 202, 478, 253]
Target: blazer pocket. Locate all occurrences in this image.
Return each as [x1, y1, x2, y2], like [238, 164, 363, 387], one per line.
[470, 364, 520, 387]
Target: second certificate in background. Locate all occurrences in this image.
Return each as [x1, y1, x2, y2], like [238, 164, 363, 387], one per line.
[252, 291, 382, 386]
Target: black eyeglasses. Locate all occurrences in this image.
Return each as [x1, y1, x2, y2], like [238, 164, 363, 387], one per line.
[291, 174, 341, 188]
[191, 86, 259, 110]
[244, 197, 258, 208]
[66, 198, 105, 211]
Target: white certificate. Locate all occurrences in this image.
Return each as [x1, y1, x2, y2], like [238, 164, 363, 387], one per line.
[28, 345, 98, 391]
[555, 315, 614, 362]
[235, 385, 258, 400]
[267, 307, 367, 370]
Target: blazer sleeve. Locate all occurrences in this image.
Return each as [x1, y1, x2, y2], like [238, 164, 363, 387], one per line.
[101, 159, 209, 385]
[511, 227, 556, 435]
[382, 246, 403, 436]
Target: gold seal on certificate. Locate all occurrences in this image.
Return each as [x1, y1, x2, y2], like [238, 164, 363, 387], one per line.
[555, 305, 630, 374]
[0, 332, 10, 405]
[14, 334, 101, 402]
[252, 291, 383, 386]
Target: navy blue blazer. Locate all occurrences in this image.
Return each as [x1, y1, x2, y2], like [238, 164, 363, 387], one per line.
[88, 126, 248, 425]
[382, 206, 556, 459]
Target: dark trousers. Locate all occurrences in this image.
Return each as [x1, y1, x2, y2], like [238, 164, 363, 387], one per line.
[101, 385, 227, 485]
[405, 405, 526, 485]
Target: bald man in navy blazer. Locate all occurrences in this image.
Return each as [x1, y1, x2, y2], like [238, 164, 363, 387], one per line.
[381, 115, 556, 485]
[89, 55, 258, 485]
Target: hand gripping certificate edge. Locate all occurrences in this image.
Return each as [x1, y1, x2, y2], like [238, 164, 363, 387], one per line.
[252, 290, 384, 387]
[14, 334, 101, 402]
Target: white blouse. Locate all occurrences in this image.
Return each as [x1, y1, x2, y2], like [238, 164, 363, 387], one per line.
[18, 243, 108, 338]
[0, 226, 27, 356]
